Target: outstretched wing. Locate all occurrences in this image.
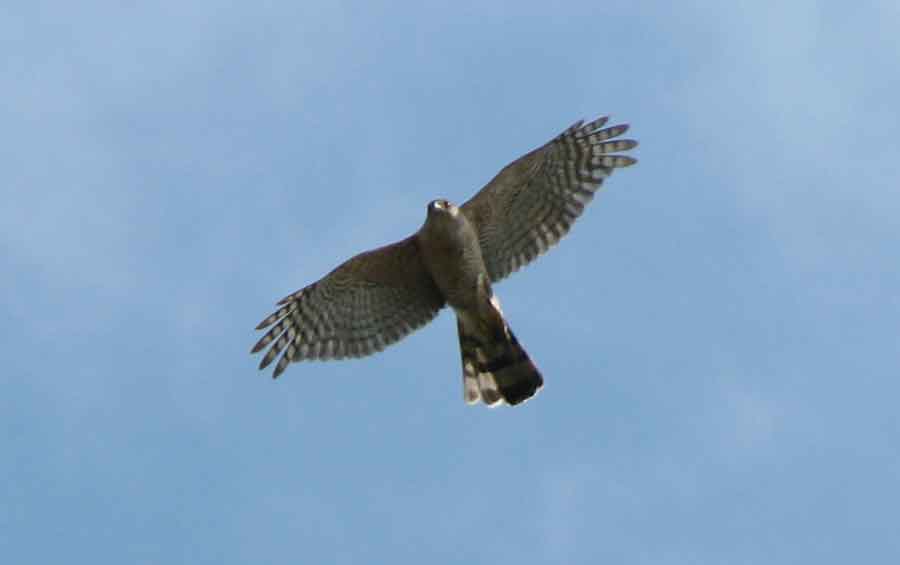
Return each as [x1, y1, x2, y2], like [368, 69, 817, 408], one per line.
[461, 116, 637, 282]
[251, 236, 446, 378]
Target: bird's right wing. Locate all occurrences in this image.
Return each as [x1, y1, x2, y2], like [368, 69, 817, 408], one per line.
[461, 116, 637, 282]
[251, 236, 446, 378]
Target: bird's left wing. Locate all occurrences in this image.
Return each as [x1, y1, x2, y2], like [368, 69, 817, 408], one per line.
[251, 235, 446, 378]
[461, 116, 637, 282]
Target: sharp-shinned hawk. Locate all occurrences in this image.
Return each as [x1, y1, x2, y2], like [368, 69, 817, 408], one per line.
[251, 115, 637, 406]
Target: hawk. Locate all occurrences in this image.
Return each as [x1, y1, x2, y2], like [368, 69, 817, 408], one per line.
[251, 115, 637, 406]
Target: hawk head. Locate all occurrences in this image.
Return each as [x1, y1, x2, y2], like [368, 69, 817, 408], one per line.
[427, 199, 459, 217]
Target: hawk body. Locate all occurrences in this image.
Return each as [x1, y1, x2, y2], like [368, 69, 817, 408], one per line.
[417, 199, 542, 405]
[252, 116, 638, 406]
[417, 199, 486, 311]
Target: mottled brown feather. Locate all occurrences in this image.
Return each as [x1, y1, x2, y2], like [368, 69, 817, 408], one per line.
[461, 117, 637, 282]
[251, 236, 446, 378]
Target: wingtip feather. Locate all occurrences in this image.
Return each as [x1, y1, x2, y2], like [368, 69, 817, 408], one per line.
[255, 312, 279, 330]
[581, 115, 610, 132]
[258, 348, 277, 370]
[605, 123, 630, 138]
[272, 357, 289, 379]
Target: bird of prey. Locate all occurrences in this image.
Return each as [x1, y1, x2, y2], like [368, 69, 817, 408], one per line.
[251, 115, 637, 406]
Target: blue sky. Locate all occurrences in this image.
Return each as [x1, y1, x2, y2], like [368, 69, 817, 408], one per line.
[3, 1, 899, 563]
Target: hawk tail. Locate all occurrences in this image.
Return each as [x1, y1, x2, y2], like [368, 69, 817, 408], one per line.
[458, 318, 543, 406]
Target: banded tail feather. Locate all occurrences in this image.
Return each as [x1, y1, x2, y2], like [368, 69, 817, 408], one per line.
[457, 319, 543, 406]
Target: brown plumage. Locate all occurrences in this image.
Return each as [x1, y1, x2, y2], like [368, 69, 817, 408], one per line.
[251, 116, 637, 406]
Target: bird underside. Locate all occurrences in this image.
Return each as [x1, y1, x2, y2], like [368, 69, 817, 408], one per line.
[250, 113, 637, 408]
